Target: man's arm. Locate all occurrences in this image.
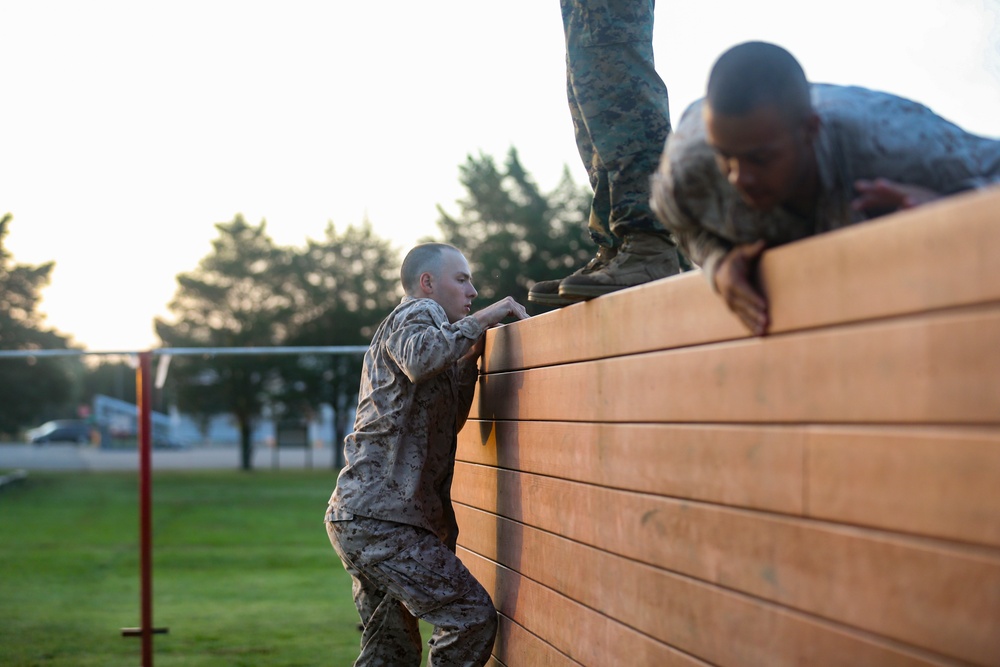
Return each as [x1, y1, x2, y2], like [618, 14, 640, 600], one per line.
[652, 151, 772, 335]
[387, 307, 484, 384]
[852, 178, 941, 215]
[387, 298, 528, 385]
[650, 115, 737, 287]
[470, 296, 528, 330]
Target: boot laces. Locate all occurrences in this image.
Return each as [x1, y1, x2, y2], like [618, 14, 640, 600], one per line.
[582, 245, 618, 273]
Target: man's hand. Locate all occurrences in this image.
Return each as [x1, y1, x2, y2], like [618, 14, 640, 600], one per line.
[461, 297, 527, 366]
[714, 240, 768, 336]
[472, 296, 529, 329]
[852, 178, 940, 214]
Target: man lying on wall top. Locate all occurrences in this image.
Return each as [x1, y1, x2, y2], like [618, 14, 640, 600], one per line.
[652, 41, 1000, 336]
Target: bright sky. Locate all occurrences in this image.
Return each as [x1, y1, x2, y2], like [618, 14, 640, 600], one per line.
[2, 0, 998, 351]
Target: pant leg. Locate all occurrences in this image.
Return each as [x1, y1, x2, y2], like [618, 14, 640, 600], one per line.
[343, 542, 424, 667]
[328, 517, 497, 667]
[567, 79, 615, 248]
[562, 0, 671, 243]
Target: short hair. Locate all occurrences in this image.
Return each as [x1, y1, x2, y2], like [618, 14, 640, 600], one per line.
[706, 42, 811, 121]
[400, 243, 461, 294]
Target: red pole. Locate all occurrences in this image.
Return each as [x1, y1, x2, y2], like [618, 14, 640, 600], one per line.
[122, 352, 166, 657]
[137, 351, 153, 667]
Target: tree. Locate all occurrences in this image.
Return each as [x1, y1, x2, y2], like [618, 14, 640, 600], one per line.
[79, 359, 138, 405]
[281, 222, 400, 464]
[155, 215, 296, 470]
[0, 213, 80, 436]
[435, 148, 594, 309]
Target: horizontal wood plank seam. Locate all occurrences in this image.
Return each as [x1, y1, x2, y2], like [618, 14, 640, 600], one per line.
[482, 298, 1000, 376]
[459, 546, 716, 667]
[452, 468, 1000, 560]
[461, 419, 1000, 433]
[471, 306, 1000, 425]
[494, 612, 584, 667]
[456, 424, 1000, 547]
[457, 504, 969, 667]
[450, 465, 809, 520]
[481, 300, 1000, 375]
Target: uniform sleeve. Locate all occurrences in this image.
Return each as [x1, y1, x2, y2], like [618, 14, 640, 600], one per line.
[831, 87, 1000, 199]
[652, 107, 735, 290]
[385, 302, 485, 384]
[655, 180, 733, 290]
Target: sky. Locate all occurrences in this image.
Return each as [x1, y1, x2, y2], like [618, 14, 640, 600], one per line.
[2, 0, 998, 351]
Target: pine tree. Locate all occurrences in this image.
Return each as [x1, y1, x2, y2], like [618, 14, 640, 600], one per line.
[0, 213, 78, 435]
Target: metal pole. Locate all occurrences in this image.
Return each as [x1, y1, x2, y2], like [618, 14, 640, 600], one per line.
[0, 344, 366, 656]
[137, 351, 154, 667]
[122, 352, 166, 659]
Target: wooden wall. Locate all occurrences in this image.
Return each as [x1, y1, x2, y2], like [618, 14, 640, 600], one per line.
[454, 187, 1000, 667]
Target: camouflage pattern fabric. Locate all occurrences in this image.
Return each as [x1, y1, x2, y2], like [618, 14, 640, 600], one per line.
[653, 84, 1000, 286]
[562, 0, 671, 247]
[326, 296, 492, 665]
[327, 516, 497, 667]
[327, 297, 483, 543]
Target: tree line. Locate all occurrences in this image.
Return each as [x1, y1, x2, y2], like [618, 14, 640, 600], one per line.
[0, 149, 593, 468]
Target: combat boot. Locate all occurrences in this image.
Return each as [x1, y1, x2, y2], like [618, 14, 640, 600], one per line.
[558, 231, 680, 299]
[527, 246, 618, 306]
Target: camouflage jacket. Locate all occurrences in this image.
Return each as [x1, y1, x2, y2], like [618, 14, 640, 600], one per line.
[327, 297, 484, 545]
[654, 84, 1000, 286]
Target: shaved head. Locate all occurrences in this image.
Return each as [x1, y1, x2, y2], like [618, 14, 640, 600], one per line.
[400, 243, 463, 295]
[706, 41, 811, 122]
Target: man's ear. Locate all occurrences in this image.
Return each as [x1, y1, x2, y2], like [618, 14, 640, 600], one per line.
[418, 271, 434, 295]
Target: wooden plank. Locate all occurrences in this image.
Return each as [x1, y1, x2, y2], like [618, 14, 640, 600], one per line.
[489, 614, 581, 667]
[458, 422, 1000, 547]
[460, 547, 712, 667]
[457, 504, 957, 667]
[453, 463, 1000, 665]
[457, 421, 805, 514]
[806, 426, 1000, 548]
[484, 270, 745, 372]
[763, 186, 1000, 333]
[483, 187, 1000, 373]
[471, 306, 1000, 424]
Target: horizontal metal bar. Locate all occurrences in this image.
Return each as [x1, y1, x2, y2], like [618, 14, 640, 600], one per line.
[0, 349, 136, 359]
[150, 346, 370, 357]
[0, 345, 369, 359]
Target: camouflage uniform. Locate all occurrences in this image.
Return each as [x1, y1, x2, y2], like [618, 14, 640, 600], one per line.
[325, 297, 497, 667]
[562, 0, 671, 246]
[527, 0, 679, 306]
[654, 84, 1000, 286]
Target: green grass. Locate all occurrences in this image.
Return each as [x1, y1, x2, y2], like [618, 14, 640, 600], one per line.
[0, 470, 430, 666]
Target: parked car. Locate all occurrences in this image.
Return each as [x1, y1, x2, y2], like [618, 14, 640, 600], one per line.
[153, 437, 186, 450]
[27, 419, 95, 445]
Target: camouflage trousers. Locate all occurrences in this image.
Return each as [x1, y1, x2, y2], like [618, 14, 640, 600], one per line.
[326, 515, 498, 667]
[562, 0, 672, 246]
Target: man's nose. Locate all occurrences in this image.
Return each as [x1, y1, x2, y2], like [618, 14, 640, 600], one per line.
[729, 158, 755, 189]
[468, 282, 478, 299]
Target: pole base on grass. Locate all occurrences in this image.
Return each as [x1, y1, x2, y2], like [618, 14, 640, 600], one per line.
[121, 627, 169, 637]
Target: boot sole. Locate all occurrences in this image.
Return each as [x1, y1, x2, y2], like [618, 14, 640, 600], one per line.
[528, 291, 586, 306]
[558, 283, 630, 299]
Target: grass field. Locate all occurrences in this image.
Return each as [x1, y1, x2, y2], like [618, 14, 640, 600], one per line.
[0, 470, 428, 666]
